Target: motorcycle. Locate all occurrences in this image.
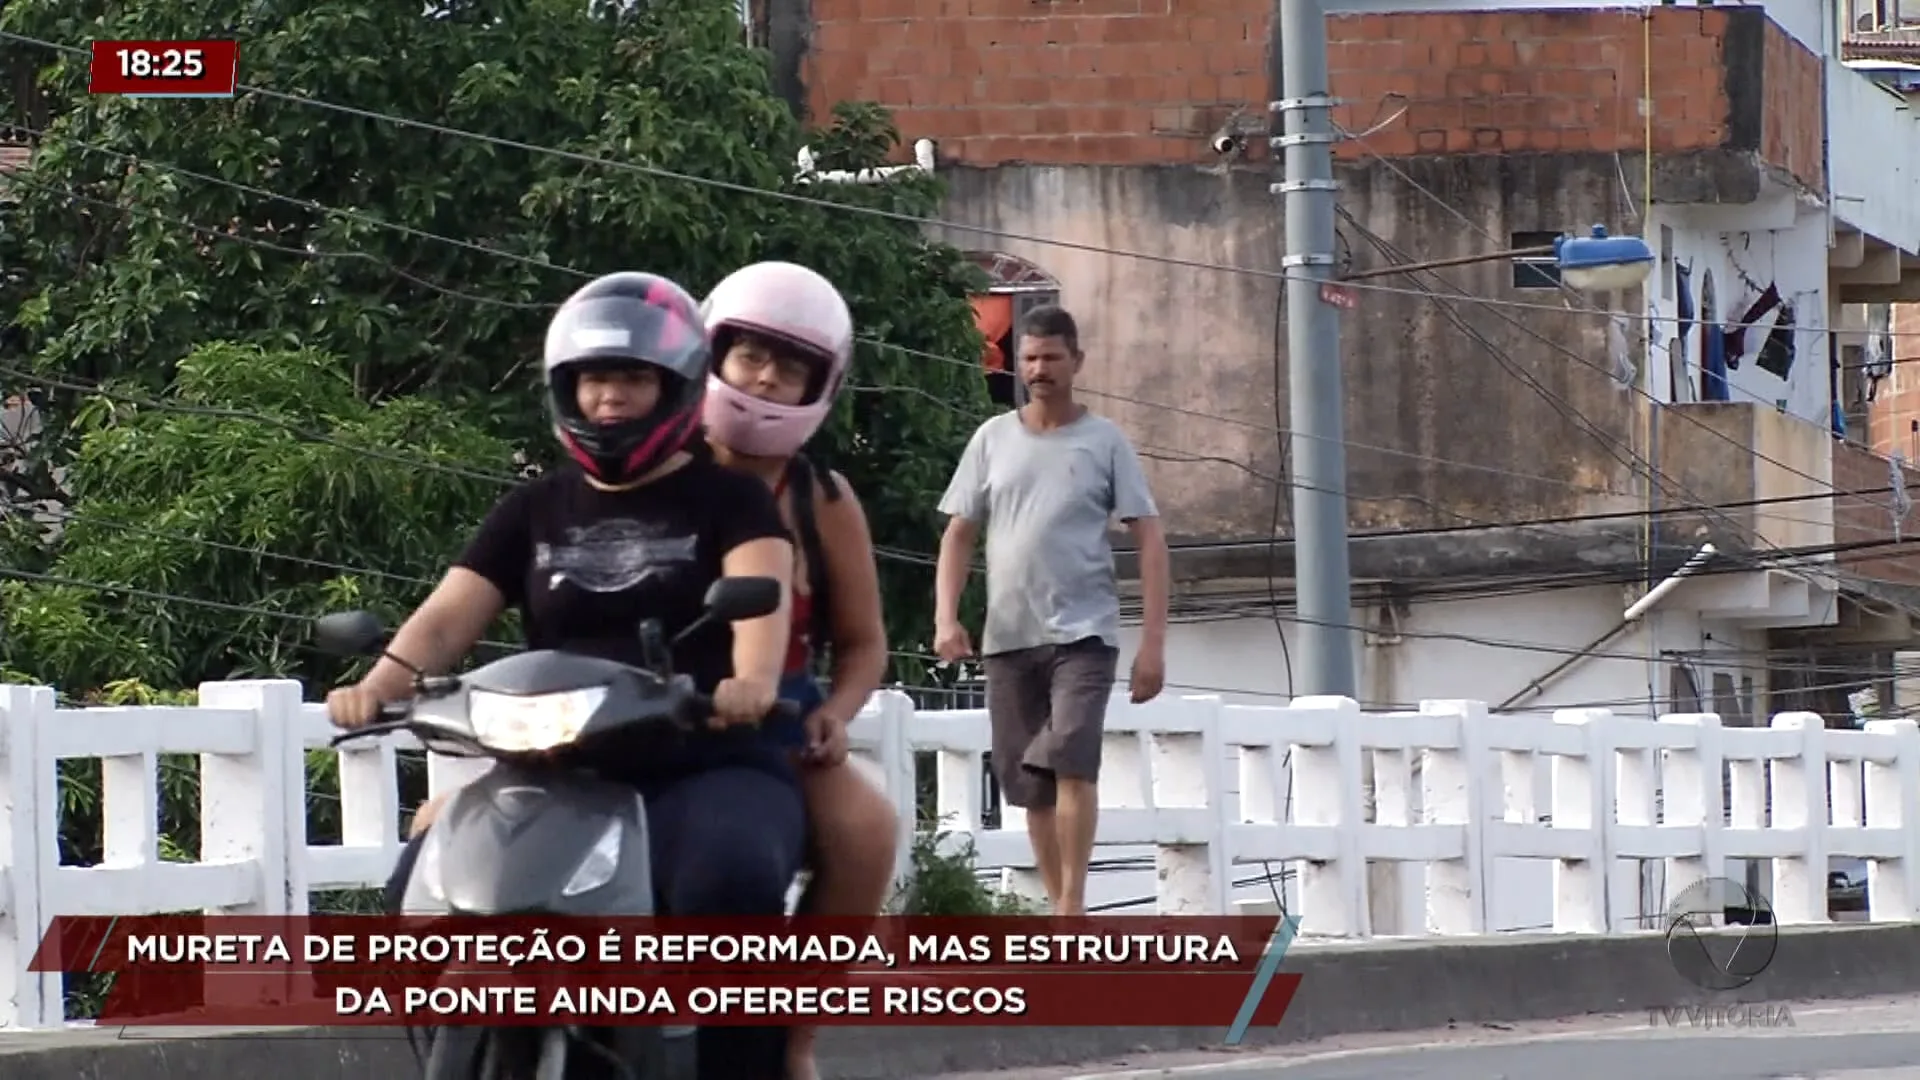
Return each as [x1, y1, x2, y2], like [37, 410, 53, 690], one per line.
[315, 575, 798, 1080]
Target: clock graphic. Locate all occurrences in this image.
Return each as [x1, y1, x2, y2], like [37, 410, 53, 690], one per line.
[89, 40, 240, 98]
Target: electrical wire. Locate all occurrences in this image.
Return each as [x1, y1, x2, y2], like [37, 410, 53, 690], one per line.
[0, 233, 1893, 576]
[8, 343, 1909, 664]
[1330, 207, 1861, 593]
[9, 121, 1903, 577]
[3, 30, 1912, 346]
[14, 551, 1899, 721]
[0, 70, 1892, 524]
[1331, 115, 1906, 606]
[4, 39, 1905, 924]
[0, 124, 1672, 503]
[2, 39, 1909, 688]
[8, 127, 1894, 568]
[11, 525, 1908, 704]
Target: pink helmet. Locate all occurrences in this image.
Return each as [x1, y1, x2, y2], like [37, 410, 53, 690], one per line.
[701, 261, 854, 458]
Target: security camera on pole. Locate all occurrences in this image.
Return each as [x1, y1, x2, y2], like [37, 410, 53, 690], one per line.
[1270, 0, 1357, 698]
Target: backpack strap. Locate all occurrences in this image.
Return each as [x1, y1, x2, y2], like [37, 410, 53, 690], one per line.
[784, 454, 838, 675]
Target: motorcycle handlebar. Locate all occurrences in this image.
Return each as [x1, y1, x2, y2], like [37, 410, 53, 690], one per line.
[342, 691, 800, 741]
[690, 694, 803, 724]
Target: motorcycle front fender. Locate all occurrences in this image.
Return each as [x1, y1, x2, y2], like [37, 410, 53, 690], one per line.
[400, 762, 655, 916]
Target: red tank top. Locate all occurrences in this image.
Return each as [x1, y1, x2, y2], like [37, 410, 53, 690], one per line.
[774, 469, 813, 676]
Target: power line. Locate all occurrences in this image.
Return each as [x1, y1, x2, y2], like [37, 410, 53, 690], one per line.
[1330, 125, 1887, 560]
[4, 528, 1896, 673]
[7, 348, 1899, 591]
[2, 29, 1906, 352]
[5, 143, 1899, 552]
[7, 552, 1901, 724]
[2, 38, 1909, 681]
[1334, 207, 1865, 519]
[1, 124, 1664, 500]
[1330, 208, 1863, 599]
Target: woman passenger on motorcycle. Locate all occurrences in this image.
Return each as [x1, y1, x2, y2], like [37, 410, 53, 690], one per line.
[324, 271, 807, 931]
[699, 262, 896, 1080]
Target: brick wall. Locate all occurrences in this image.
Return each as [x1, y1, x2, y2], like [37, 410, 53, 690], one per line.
[804, 0, 1272, 166]
[803, 4, 1824, 184]
[1761, 15, 1825, 192]
[1832, 439, 1920, 589]
[1329, 8, 1823, 191]
[1867, 304, 1920, 461]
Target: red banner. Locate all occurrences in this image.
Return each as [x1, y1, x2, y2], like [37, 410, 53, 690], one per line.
[36, 915, 1304, 1029]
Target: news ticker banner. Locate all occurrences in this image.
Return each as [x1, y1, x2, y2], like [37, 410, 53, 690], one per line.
[34, 915, 1303, 1031]
[87, 41, 241, 98]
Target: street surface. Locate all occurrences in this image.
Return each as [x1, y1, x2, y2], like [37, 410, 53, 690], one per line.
[931, 995, 1920, 1080]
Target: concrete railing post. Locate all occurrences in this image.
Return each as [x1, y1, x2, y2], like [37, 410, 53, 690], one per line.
[1864, 718, 1920, 920]
[198, 679, 304, 1012]
[1727, 724, 1768, 909]
[332, 715, 403, 904]
[1149, 696, 1228, 914]
[1289, 696, 1367, 936]
[1418, 700, 1486, 934]
[1769, 712, 1829, 924]
[0, 684, 58, 1029]
[1658, 713, 1724, 912]
[1550, 708, 1614, 933]
[1614, 718, 1658, 927]
[863, 691, 919, 895]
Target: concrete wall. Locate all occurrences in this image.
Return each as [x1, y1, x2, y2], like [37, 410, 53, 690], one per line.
[792, 3, 1832, 546]
[1834, 437, 1920, 588]
[1112, 581, 1758, 718]
[1828, 56, 1920, 253]
[926, 155, 1648, 543]
[1647, 206, 1835, 424]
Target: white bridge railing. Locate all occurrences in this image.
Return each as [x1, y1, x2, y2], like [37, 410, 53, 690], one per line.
[1, 679, 1914, 1028]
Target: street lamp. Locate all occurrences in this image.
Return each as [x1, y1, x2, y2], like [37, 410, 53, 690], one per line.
[1340, 224, 1655, 290]
[1555, 225, 1655, 291]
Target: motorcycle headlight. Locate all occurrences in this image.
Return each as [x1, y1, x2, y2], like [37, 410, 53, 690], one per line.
[467, 687, 608, 752]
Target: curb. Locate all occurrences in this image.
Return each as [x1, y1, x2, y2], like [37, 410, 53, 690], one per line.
[3, 923, 1917, 1079]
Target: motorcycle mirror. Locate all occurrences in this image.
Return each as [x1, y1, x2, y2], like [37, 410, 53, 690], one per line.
[312, 610, 390, 658]
[702, 576, 783, 622]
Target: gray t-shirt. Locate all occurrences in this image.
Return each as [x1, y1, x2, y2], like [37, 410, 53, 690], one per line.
[937, 409, 1159, 656]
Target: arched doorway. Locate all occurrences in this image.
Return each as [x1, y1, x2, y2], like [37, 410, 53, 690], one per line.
[966, 252, 1061, 408]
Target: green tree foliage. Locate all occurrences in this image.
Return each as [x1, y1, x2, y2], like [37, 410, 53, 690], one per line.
[1, 342, 518, 692]
[0, 0, 993, 698]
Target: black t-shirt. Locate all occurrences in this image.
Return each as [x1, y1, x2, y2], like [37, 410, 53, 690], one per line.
[455, 456, 791, 696]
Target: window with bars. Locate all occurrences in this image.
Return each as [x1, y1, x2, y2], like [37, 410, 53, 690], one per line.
[1510, 230, 1562, 290]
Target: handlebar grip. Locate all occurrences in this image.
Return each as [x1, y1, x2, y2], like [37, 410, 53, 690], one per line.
[687, 694, 804, 724]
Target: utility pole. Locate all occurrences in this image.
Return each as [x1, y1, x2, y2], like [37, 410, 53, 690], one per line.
[1273, 0, 1356, 697]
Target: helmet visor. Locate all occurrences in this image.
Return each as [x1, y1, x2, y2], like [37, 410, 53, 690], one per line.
[545, 295, 709, 381]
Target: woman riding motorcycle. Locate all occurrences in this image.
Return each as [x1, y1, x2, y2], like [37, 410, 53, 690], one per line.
[325, 271, 802, 1079]
[699, 261, 896, 1080]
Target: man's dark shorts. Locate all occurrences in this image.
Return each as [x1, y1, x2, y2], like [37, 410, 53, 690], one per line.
[982, 636, 1118, 809]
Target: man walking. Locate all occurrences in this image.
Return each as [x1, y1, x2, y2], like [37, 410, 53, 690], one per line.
[932, 304, 1170, 916]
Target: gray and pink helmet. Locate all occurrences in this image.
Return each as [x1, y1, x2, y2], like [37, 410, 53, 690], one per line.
[543, 271, 710, 483]
[700, 262, 854, 458]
